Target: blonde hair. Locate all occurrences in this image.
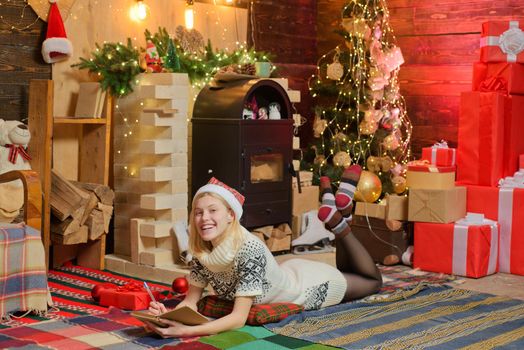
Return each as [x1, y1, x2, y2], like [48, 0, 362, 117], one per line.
[189, 192, 246, 258]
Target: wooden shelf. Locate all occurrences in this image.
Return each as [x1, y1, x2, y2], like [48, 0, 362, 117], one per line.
[28, 79, 112, 270]
[53, 117, 107, 125]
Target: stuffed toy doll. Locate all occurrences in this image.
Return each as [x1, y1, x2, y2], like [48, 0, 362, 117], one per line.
[0, 119, 32, 222]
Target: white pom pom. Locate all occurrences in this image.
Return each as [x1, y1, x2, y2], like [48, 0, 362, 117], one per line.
[49, 0, 57, 3]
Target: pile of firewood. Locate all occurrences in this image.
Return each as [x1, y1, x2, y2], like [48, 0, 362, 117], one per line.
[50, 170, 114, 245]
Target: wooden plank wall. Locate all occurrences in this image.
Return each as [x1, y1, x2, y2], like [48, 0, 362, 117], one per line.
[0, 0, 50, 122]
[248, 0, 318, 145]
[317, 0, 524, 156]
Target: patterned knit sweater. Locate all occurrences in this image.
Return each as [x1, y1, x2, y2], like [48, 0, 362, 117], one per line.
[189, 228, 346, 310]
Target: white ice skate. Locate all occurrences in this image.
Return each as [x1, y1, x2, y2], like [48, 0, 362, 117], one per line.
[173, 220, 192, 264]
[292, 210, 335, 255]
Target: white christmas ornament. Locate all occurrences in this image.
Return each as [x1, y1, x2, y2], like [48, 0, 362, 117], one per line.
[327, 52, 344, 80]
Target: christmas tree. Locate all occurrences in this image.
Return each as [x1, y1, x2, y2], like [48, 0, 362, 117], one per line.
[303, 0, 412, 201]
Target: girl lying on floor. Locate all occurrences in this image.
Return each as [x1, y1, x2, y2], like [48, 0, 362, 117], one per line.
[145, 166, 382, 338]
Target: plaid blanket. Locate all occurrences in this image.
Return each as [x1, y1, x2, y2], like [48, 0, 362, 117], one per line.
[0, 307, 336, 350]
[0, 224, 52, 319]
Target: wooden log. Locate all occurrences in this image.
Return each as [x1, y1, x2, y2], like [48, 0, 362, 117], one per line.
[51, 225, 88, 245]
[71, 181, 115, 205]
[79, 192, 99, 225]
[97, 202, 113, 232]
[50, 170, 89, 221]
[51, 216, 81, 236]
[86, 209, 105, 240]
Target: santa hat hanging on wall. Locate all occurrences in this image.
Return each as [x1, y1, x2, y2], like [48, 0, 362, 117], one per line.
[41, 0, 73, 64]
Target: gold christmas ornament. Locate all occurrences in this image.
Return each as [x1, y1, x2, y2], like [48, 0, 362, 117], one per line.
[314, 154, 326, 165]
[359, 119, 378, 135]
[354, 170, 382, 203]
[366, 156, 381, 172]
[333, 151, 351, 168]
[391, 176, 407, 194]
[313, 115, 328, 138]
[384, 133, 400, 150]
[381, 156, 394, 172]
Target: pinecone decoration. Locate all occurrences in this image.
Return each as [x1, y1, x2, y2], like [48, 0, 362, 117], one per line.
[240, 63, 256, 75]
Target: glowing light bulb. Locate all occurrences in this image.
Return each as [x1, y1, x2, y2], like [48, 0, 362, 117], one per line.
[129, 0, 149, 21]
[185, 1, 194, 29]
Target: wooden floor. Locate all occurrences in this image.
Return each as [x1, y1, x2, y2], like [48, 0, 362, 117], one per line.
[105, 251, 524, 301]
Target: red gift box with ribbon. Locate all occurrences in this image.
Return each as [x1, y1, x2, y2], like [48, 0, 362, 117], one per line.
[421, 141, 456, 167]
[98, 282, 161, 310]
[457, 91, 506, 186]
[465, 183, 524, 276]
[414, 213, 499, 278]
[472, 62, 524, 95]
[480, 21, 524, 63]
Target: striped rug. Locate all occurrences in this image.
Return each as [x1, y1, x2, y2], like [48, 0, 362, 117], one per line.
[266, 285, 524, 349]
[0, 263, 459, 329]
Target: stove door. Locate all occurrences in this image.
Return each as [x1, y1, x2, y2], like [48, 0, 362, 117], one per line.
[242, 144, 291, 193]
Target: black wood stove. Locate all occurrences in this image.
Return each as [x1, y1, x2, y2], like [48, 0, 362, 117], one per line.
[192, 78, 293, 229]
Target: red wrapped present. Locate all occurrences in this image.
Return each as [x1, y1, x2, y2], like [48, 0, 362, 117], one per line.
[99, 282, 161, 310]
[480, 21, 524, 63]
[406, 161, 455, 190]
[457, 92, 505, 186]
[414, 213, 499, 278]
[421, 141, 456, 167]
[472, 62, 524, 95]
[465, 183, 524, 276]
[521, 154, 524, 169]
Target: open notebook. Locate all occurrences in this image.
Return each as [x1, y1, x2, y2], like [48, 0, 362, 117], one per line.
[131, 306, 210, 327]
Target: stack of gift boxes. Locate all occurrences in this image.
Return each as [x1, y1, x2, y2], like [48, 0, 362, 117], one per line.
[411, 20, 524, 278]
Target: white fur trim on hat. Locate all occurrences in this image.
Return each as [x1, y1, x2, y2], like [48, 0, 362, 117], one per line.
[42, 37, 73, 64]
[194, 184, 243, 219]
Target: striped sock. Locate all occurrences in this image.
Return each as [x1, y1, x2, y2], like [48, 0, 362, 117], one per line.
[335, 165, 362, 221]
[318, 176, 351, 238]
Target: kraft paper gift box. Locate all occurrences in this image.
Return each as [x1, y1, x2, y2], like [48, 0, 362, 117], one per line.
[414, 213, 499, 278]
[480, 21, 524, 63]
[465, 181, 524, 276]
[385, 194, 408, 221]
[292, 185, 319, 216]
[456, 91, 505, 186]
[472, 62, 524, 95]
[421, 141, 456, 167]
[406, 164, 456, 190]
[408, 186, 466, 223]
[355, 201, 386, 219]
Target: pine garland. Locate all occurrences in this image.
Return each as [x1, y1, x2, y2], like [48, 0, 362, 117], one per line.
[71, 39, 141, 97]
[74, 27, 273, 97]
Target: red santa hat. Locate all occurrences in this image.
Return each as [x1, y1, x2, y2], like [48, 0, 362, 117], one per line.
[41, 0, 73, 64]
[193, 177, 245, 219]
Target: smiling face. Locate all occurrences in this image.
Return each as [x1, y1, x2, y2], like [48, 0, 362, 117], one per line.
[193, 194, 234, 247]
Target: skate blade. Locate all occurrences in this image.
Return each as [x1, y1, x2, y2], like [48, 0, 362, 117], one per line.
[292, 242, 335, 255]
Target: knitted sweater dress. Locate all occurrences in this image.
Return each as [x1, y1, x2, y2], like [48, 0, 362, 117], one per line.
[188, 228, 347, 310]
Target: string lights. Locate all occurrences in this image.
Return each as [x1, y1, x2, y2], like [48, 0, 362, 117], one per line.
[0, 0, 40, 31]
[306, 0, 412, 195]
